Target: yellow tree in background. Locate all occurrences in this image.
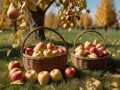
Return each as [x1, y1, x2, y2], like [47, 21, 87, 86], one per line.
[95, 0, 116, 31]
[76, 13, 92, 29]
[83, 13, 92, 29]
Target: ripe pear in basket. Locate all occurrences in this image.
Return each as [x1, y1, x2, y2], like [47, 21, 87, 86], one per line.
[71, 30, 111, 70]
[21, 27, 68, 73]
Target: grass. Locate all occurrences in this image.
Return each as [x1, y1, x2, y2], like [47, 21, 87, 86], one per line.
[0, 28, 120, 90]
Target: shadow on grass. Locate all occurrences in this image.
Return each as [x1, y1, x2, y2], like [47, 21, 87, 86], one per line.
[106, 58, 120, 73]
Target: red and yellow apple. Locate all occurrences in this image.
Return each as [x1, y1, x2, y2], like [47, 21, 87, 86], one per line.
[74, 49, 85, 57]
[58, 48, 65, 54]
[47, 42, 56, 50]
[38, 71, 50, 85]
[9, 68, 24, 82]
[8, 61, 21, 70]
[50, 69, 63, 82]
[33, 42, 46, 52]
[52, 50, 59, 56]
[84, 41, 92, 49]
[64, 67, 76, 78]
[25, 70, 38, 82]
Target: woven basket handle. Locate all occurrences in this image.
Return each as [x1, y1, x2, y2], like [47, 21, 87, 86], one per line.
[21, 26, 68, 55]
[73, 30, 106, 50]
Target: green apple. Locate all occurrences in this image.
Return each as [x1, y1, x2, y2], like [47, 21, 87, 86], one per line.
[50, 69, 63, 82]
[25, 70, 38, 82]
[38, 71, 50, 85]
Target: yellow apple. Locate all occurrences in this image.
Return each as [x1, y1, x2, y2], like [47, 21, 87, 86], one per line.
[43, 49, 54, 57]
[32, 51, 43, 57]
[25, 70, 37, 82]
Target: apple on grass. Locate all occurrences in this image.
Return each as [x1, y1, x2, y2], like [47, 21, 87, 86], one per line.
[38, 71, 50, 85]
[8, 61, 20, 70]
[50, 69, 63, 82]
[25, 70, 37, 82]
[9, 68, 24, 82]
[64, 67, 76, 78]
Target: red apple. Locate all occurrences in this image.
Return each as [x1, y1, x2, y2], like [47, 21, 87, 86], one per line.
[102, 50, 110, 56]
[47, 42, 56, 50]
[8, 61, 20, 70]
[84, 49, 90, 56]
[38, 71, 50, 85]
[89, 46, 97, 53]
[25, 46, 34, 56]
[96, 50, 103, 57]
[9, 68, 24, 82]
[7, 3, 19, 19]
[58, 48, 65, 54]
[33, 42, 46, 52]
[64, 67, 76, 78]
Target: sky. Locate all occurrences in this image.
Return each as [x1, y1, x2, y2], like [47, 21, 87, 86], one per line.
[86, 0, 120, 16]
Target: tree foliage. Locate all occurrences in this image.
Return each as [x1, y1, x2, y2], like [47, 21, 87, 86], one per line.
[95, 0, 116, 28]
[76, 13, 92, 28]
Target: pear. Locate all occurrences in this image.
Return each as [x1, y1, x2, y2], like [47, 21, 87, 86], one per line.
[7, 2, 19, 19]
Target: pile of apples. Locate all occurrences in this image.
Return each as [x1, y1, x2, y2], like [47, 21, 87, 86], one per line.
[24, 42, 66, 58]
[74, 39, 110, 59]
[8, 60, 76, 85]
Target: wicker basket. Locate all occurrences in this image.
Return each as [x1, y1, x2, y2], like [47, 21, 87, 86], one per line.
[21, 27, 68, 73]
[71, 30, 111, 70]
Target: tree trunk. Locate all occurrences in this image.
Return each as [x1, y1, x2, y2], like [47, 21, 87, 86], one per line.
[104, 26, 108, 31]
[29, 6, 46, 40]
[13, 19, 17, 32]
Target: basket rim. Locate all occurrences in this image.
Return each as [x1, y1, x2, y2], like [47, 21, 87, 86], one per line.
[22, 51, 68, 61]
[71, 50, 111, 61]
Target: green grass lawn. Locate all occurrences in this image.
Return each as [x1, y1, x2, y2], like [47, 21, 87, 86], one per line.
[0, 28, 120, 90]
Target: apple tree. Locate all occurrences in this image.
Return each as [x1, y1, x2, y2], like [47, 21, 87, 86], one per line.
[3, 0, 88, 47]
[95, 0, 117, 31]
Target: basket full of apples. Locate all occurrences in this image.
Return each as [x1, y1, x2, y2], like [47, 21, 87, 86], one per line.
[71, 30, 111, 70]
[21, 27, 68, 73]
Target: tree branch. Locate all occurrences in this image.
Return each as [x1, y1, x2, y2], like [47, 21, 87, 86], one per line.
[44, 0, 56, 12]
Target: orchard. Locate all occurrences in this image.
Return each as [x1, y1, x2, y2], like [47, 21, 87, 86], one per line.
[0, 0, 120, 90]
